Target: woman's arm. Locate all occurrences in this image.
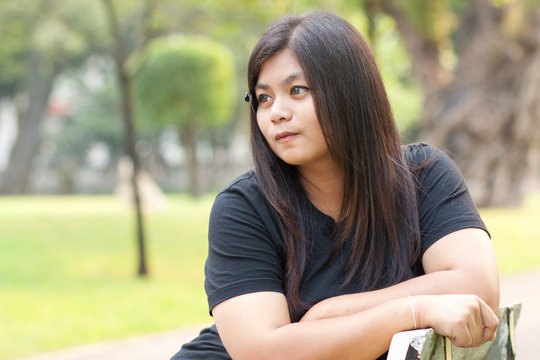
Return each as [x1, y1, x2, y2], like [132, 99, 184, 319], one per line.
[212, 290, 497, 360]
[301, 228, 500, 320]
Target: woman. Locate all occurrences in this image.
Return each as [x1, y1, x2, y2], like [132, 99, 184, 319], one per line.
[172, 11, 499, 360]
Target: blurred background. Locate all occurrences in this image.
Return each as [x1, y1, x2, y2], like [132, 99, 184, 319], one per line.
[0, 0, 539, 359]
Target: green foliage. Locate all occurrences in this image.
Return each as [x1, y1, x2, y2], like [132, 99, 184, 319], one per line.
[0, 3, 28, 95]
[398, 0, 457, 45]
[0, 0, 105, 98]
[44, 62, 125, 187]
[346, 9, 422, 139]
[368, 15, 422, 140]
[68, 65, 124, 151]
[133, 35, 236, 132]
[31, 11, 86, 64]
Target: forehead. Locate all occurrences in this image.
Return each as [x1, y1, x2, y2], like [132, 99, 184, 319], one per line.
[258, 48, 305, 83]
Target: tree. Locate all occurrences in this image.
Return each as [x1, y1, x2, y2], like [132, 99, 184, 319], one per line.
[0, 0, 104, 194]
[366, 0, 540, 206]
[101, 0, 151, 276]
[48, 61, 125, 194]
[133, 35, 236, 197]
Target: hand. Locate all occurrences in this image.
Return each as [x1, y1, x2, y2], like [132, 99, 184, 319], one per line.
[415, 294, 499, 348]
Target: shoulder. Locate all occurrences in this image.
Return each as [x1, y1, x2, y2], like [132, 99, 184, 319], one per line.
[403, 144, 488, 253]
[219, 170, 261, 196]
[205, 172, 286, 315]
[403, 142, 445, 169]
[403, 143, 463, 186]
[213, 170, 267, 212]
[210, 170, 280, 234]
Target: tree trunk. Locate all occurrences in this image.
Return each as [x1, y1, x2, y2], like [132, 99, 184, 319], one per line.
[0, 52, 57, 194]
[384, 0, 540, 206]
[102, 0, 148, 276]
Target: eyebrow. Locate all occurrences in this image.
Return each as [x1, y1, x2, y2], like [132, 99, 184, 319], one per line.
[255, 72, 305, 91]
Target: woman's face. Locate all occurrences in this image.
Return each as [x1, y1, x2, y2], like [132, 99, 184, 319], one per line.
[255, 49, 333, 173]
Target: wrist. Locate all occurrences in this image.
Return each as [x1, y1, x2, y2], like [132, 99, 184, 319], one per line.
[407, 295, 417, 330]
[411, 295, 430, 329]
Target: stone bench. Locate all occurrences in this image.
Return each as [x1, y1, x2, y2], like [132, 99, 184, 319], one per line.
[387, 302, 521, 360]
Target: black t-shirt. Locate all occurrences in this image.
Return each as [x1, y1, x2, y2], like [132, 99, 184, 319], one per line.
[172, 143, 488, 360]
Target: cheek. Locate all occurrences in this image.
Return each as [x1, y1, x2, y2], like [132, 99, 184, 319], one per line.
[311, 122, 328, 151]
[256, 116, 270, 140]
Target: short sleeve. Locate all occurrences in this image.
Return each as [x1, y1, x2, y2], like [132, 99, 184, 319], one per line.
[204, 174, 285, 315]
[408, 144, 489, 254]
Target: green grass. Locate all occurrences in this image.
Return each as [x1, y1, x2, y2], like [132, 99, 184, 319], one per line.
[0, 193, 539, 359]
[0, 195, 214, 359]
[481, 193, 540, 275]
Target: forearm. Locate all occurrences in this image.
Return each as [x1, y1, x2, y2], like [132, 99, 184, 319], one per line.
[304, 229, 500, 321]
[241, 297, 414, 360]
[304, 269, 499, 321]
[216, 292, 499, 360]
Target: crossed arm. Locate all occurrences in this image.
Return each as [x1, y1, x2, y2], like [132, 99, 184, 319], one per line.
[212, 228, 500, 360]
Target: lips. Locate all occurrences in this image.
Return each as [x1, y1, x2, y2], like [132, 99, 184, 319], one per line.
[275, 131, 298, 142]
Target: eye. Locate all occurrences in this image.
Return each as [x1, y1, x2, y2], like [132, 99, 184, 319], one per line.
[257, 94, 272, 103]
[290, 86, 308, 96]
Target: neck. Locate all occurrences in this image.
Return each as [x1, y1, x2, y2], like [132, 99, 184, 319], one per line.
[298, 161, 344, 221]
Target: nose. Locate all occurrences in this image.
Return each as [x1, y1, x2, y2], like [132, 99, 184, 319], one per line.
[270, 97, 292, 123]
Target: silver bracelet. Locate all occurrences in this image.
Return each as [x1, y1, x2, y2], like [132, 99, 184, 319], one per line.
[408, 295, 417, 330]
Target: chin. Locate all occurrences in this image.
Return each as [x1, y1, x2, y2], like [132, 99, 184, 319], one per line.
[278, 156, 305, 166]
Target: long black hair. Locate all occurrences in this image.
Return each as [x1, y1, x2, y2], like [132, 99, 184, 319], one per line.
[247, 11, 421, 321]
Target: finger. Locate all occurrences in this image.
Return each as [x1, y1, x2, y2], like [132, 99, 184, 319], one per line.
[455, 297, 485, 347]
[455, 297, 481, 347]
[478, 300, 499, 342]
[452, 317, 474, 348]
[473, 300, 487, 345]
[468, 309, 483, 346]
[484, 324, 497, 342]
[464, 313, 484, 347]
[482, 320, 498, 343]
[452, 328, 473, 348]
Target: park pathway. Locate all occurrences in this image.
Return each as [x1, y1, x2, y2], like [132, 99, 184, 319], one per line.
[15, 269, 540, 360]
[498, 269, 539, 360]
